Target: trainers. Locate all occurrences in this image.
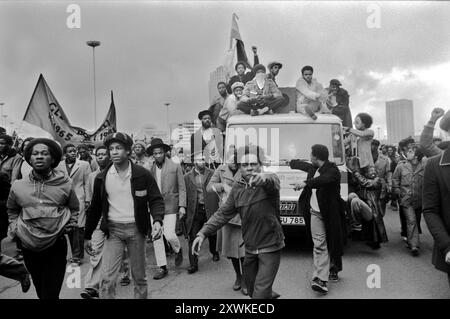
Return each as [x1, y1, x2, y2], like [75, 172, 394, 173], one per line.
[175, 248, 183, 267]
[311, 277, 328, 294]
[329, 271, 339, 282]
[187, 266, 198, 274]
[120, 276, 131, 286]
[71, 258, 82, 266]
[153, 268, 168, 280]
[20, 274, 31, 293]
[80, 288, 99, 299]
[257, 107, 269, 115]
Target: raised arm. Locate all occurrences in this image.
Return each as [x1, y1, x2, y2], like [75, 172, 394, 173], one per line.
[420, 108, 445, 158]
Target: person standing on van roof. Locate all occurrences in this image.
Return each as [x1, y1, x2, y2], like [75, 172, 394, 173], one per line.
[227, 46, 259, 94]
[237, 64, 285, 116]
[295, 66, 330, 120]
[291, 144, 346, 295]
[326, 79, 353, 128]
[208, 82, 229, 128]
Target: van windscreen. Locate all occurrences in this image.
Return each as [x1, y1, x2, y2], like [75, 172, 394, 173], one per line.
[225, 123, 344, 165]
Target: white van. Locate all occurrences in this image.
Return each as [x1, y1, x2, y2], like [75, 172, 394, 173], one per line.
[224, 113, 348, 229]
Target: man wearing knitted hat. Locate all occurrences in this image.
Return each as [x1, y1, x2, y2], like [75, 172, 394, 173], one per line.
[237, 64, 285, 116]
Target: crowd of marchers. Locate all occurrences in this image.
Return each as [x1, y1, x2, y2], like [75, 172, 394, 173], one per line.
[1, 58, 450, 299]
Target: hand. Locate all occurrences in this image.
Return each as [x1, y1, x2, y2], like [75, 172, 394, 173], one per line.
[445, 251, 450, 264]
[192, 234, 205, 255]
[223, 183, 232, 195]
[151, 221, 163, 241]
[430, 107, 445, 122]
[179, 207, 186, 219]
[84, 240, 95, 256]
[291, 182, 306, 191]
[84, 201, 90, 209]
[249, 173, 266, 187]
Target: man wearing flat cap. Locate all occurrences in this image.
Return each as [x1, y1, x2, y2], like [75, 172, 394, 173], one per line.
[326, 79, 353, 128]
[191, 110, 224, 169]
[227, 46, 260, 94]
[421, 108, 450, 287]
[84, 132, 165, 299]
[217, 82, 245, 132]
[237, 64, 285, 116]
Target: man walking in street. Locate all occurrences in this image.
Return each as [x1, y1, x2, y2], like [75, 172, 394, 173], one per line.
[57, 143, 91, 266]
[84, 132, 165, 299]
[371, 139, 392, 215]
[184, 152, 219, 274]
[148, 138, 187, 275]
[291, 144, 346, 294]
[193, 145, 284, 299]
[0, 134, 22, 183]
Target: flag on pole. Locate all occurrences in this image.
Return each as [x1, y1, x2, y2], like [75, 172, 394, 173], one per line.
[229, 13, 252, 70]
[23, 74, 117, 146]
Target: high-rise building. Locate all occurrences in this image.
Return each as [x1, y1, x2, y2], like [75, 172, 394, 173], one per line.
[385, 99, 415, 144]
[209, 66, 228, 105]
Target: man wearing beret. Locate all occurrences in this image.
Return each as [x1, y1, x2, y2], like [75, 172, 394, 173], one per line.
[84, 132, 165, 299]
[237, 64, 285, 116]
[326, 79, 353, 128]
[191, 111, 224, 169]
[227, 46, 259, 94]
[421, 108, 450, 286]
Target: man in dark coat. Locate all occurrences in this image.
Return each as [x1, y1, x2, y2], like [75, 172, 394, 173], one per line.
[326, 79, 353, 128]
[226, 46, 259, 94]
[291, 144, 346, 295]
[183, 152, 220, 274]
[422, 139, 450, 286]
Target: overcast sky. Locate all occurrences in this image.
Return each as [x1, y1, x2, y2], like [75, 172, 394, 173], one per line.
[1, 1, 450, 139]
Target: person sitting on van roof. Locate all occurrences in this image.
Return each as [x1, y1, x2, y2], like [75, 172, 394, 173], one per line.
[216, 82, 245, 132]
[266, 61, 282, 87]
[296, 66, 330, 120]
[227, 46, 259, 94]
[325, 79, 353, 128]
[237, 64, 285, 116]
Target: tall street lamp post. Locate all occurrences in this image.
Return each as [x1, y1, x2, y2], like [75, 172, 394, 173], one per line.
[0, 102, 4, 127]
[86, 40, 101, 129]
[164, 103, 170, 143]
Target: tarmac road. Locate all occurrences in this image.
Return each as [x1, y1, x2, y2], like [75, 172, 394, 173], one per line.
[1, 206, 449, 299]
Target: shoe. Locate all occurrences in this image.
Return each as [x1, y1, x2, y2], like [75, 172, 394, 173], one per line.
[311, 277, 328, 294]
[257, 107, 269, 115]
[175, 248, 183, 267]
[153, 268, 168, 280]
[80, 288, 99, 299]
[411, 247, 420, 256]
[14, 253, 24, 262]
[311, 114, 318, 120]
[250, 109, 258, 116]
[241, 287, 248, 296]
[20, 274, 31, 293]
[232, 278, 241, 291]
[268, 109, 274, 115]
[366, 242, 381, 250]
[187, 266, 198, 274]
[329, 271, 339, 282]
[212, 253, 220, 262]
[120, 276, 131, 286]
[271, 291, 281, 299]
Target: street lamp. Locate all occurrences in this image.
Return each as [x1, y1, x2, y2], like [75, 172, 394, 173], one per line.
[86, 40, 101, 128]
[164, 103, 170, 143]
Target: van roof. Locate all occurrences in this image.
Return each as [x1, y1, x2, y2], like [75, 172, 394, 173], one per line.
[227, 113, 343, 125]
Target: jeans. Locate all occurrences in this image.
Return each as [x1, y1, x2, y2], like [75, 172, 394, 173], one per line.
[401, 206, 419, 249]
[350, 198, 373, 225]
[188, 205, 218, 267]
[100, 222, 147, 299]
[84, 228, 105, 290]
[243, 250, 281, 299]
[311, 209, 329, 282]
[237, 96, 285, 114]
[22, 236, 67, 299]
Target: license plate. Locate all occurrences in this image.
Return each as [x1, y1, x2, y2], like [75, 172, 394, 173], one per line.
[281, 216, 305, 225]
